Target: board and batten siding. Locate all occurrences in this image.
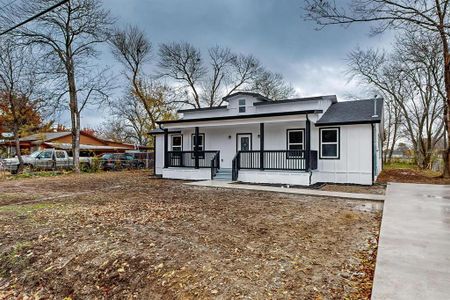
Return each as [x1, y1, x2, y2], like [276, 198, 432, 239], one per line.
[312, 124, 373, 185]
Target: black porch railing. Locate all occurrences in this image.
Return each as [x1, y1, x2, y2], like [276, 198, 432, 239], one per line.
[232, 150, 318, 181]
[210, 151, 220, 179]
[167, 151, 220, 168]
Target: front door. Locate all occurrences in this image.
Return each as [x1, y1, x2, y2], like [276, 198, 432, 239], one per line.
[237, 134, 252, 151]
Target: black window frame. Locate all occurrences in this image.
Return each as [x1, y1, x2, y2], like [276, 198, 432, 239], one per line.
[319, 127, 340, 159]
[191, 133, 205, 159]
[286, 128, 305, 159]
[171, 134, 183, 152]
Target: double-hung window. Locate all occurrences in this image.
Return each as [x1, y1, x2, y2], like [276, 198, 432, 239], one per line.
[171, 135, 182, 151]
[238, 99, 246, 113]
[287, 129, 304, 158]
[320, 128, 340, 159]
[171, 135, 182, 158]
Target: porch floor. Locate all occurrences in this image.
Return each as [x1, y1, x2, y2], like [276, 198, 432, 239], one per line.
[185, 180, 385, 202]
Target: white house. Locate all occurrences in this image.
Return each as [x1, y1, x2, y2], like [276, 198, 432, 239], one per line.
[151, 92, 383, 186]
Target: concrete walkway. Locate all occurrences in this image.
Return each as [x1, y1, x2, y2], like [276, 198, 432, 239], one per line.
[185, 180, 385, 201]
[372, 183, 450, 300]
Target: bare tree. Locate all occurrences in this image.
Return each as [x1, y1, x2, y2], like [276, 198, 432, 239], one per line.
[347, 30, 445, 168]
[0, 39, 43, 173]
[304, 0, 450, 175]
[6, 0, 114, 172]
[203, 46, 236, 107]
[382, 95, 402, 163]
[108, 93, 155, 146]
[97, 118, 134, 144]
[158, 42, 294, 108]
[251, 70, 295, 100]
[158, 42, 206, 108]
[110, 26, 174, 133]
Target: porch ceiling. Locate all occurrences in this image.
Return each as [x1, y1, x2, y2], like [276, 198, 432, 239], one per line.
[160, 110, 321, 129]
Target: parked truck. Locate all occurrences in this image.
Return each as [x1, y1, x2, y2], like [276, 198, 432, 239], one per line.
[1, 149, 91, 174]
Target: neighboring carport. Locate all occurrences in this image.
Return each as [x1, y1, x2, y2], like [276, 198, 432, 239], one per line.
[372, 182, 450, 299]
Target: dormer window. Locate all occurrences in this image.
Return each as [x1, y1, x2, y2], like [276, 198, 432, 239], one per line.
[238, 99, 246, 113]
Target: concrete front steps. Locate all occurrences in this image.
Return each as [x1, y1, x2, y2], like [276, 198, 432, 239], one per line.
[214, 168, 232, 181]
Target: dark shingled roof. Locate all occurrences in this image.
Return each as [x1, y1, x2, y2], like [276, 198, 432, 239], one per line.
[19, 132, 70, 142]
[149, 128, 182, 135]
[316, 98, 383, 126]
[254, 95, 337, 106]
[178, 106, 227, 113]
[222, 92, 271, 102]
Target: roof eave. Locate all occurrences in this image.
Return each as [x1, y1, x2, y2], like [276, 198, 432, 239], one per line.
[157, 110, 323, 125]
[315, 120, 381, 127]
[178, 106, 228, 113]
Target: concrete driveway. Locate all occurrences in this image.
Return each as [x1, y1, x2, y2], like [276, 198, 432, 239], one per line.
[372, 183, 450, 300]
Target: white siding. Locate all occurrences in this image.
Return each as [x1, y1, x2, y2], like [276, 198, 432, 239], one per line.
[314, 124, 373, 185]
[155, 134, 165, 176]
[155, 122, 377, 185]
[162, 168, 210, 180]
[154, 92, 380, 185]
[181, 95, 334, 121]
[178, 121, 307, 168]
[238, 170, 310, 185]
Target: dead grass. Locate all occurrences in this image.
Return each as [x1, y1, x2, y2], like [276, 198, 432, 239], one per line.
[320, 184, 386, 195]
[377, 168, 450, 185]
[0, 171, 381, 299]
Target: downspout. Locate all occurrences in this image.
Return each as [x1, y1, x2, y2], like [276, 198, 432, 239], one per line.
[153, 134, 156, 176]
[306, 114, 312, 186]
[371, 98, 379, 185]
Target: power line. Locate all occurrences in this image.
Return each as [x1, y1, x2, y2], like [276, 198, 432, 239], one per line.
[0, 0, 69, 36]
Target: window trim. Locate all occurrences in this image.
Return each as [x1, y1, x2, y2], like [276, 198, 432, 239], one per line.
[236, 133, 253, 152]
[319, 127, 340, 159]
[286, 128, 305, 159]
[238, 99, 246, 113]
[170, 134, 183, 152]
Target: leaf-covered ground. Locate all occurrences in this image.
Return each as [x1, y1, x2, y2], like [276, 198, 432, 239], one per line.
[377, 168, 450, 185]
[0, 171, 381, 299]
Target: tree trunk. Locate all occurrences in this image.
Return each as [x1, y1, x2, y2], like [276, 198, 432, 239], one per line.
[13, 124, 24, 173]
[9, 92, 24, 173]
[443, 105, 450, 177]
[439, 34, 450, 177]
[67, 56, 80, 173]
[387, 120, 399, 163]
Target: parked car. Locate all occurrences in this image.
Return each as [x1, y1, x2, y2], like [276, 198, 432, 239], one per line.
[99, 153, 145, 171]
[1, 149, 91, 174]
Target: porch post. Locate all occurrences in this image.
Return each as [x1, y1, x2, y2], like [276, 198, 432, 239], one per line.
[164, 128, 168, 168]
[260, 123, 264, 170]
[305, 116, 311, 171]
[194, 126, 199, 169]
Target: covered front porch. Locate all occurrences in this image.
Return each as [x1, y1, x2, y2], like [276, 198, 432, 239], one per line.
[158, 111, 320, 183]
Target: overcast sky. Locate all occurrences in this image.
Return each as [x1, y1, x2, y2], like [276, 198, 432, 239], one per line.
[68, 0, 394, 128]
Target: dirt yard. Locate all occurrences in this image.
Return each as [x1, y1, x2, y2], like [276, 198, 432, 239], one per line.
[0, 171, 381, 299]
[320, 183, 386, 195]
[377, 168, 450, 185]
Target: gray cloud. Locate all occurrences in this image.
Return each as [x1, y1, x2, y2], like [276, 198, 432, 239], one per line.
[74, 0, 394, 128]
